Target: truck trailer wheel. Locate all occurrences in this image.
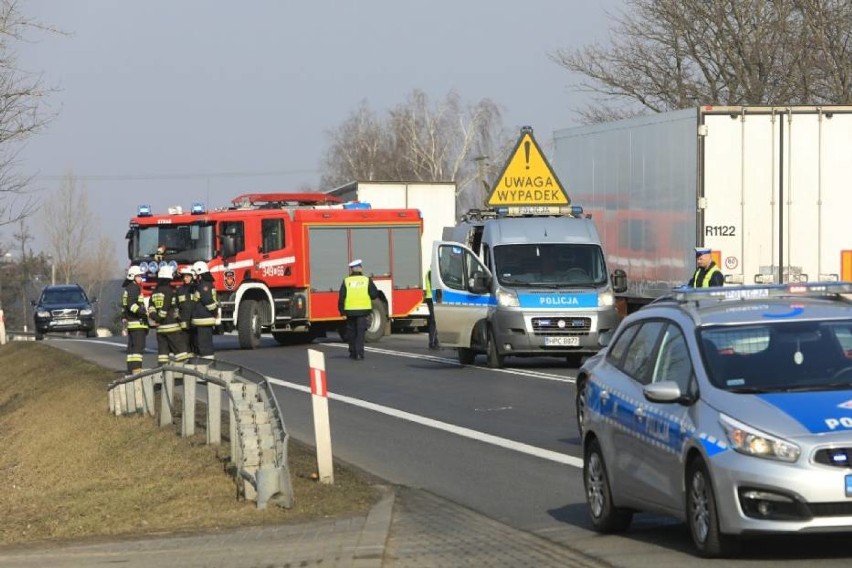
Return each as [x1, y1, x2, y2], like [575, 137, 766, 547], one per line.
[364, 299, 387, 343]
[238, 299, 262, 349]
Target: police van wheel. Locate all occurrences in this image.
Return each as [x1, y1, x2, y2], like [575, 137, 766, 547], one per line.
[238, 299, 262, 349]
[364, 300, 387, 343]
[486, 329, 504, 369]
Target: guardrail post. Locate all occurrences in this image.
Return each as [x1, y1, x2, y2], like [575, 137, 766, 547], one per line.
[160, 369, 174, 427]
[133, 378, 144, 413]
[124, 382, 136, 414]
[206, 381, 221, 445]
[182, 374, 196, 437]
[142, 374, 155, 416]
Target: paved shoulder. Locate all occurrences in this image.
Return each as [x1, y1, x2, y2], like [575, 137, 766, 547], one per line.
[384, 487, 611, 568]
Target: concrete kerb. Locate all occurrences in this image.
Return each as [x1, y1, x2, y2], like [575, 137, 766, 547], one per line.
[353, 485, 396, 568]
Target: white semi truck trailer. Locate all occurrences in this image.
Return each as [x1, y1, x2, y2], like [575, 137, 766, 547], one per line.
[553, 105, 852, 311]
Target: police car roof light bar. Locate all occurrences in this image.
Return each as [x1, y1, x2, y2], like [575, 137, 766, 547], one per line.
[672, 281, 852, 303]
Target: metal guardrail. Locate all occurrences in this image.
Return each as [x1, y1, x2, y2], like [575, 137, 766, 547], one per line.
[107, 358, 294, 509]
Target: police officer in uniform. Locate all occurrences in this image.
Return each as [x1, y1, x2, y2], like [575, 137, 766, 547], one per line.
[190, 261, 219, 359]
[688, 247, 724, 288]
[149, 265, 190, 364]
[338, 259, 378, 360]
[424, 269, 439, 350]
[121, 265, 148, 373]
[176, 266, 197, 355]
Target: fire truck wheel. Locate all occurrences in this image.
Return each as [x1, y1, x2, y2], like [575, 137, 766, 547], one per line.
[364, 299, 387, 343]
[237, 299, 262, 349]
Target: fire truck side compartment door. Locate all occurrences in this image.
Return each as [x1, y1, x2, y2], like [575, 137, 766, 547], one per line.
[430, 240, 492, 348]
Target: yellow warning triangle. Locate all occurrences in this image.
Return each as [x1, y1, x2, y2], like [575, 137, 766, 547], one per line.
[487, 127, 569, 207]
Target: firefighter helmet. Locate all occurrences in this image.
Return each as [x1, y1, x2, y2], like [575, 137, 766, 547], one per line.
[179, 266, 195, 277]
[192, 261, 209, 275]
[126, 265, 144, 280]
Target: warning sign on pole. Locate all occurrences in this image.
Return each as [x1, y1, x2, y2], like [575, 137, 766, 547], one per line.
[487, 126, 569, 207]
[307, 349, 333, 484]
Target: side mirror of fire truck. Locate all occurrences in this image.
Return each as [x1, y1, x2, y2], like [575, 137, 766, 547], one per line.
[220, 234, 237, 259]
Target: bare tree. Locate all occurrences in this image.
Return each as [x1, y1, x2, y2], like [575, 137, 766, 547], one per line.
[0, 0, 58, 226]
[320, 90, 507, 209]
[551, 0, 852, 122]
[41, 171, 92, 284]
[76, 235, 115, 326]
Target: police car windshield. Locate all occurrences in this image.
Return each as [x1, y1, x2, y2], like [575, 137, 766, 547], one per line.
[700, 320, 852, 392]
[131, 223, 215, 263]
[492, 243, 606, 288]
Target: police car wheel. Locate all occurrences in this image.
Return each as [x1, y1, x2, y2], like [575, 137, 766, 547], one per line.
[584, 438, 632, 533]
[686, 458, 740, 557]
[575, 379, 587, 435]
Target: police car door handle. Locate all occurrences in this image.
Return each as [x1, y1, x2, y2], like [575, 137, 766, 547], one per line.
[635, 407, 645, 422]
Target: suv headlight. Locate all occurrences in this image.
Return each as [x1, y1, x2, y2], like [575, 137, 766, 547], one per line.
[80, 308, 93, 316]
[36, 309, 50, 318]
[719, 414, 800, 462]
[598, 291, 614, 307]
[496, 287, 519, 307]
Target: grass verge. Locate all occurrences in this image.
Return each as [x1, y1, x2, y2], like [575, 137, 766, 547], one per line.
[0, 342, 379, 547]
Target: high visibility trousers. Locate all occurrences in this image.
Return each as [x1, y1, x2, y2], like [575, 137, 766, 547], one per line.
[157, 331, 190, 364]
[126, 328, 148, 373]
[195, 325, 215, 358]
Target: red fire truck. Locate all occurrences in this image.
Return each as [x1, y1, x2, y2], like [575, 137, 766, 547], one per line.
[126, 193, 425, 349]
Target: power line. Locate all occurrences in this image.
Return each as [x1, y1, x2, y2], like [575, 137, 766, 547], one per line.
[32, 168, 321, 182]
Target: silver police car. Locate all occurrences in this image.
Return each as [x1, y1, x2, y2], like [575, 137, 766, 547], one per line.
[575, 283, 852, 557]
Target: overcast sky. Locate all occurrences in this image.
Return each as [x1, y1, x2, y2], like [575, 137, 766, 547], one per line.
[17, 0, 620, 270]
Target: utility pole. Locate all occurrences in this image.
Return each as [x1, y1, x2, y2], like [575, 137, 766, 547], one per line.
[474, 155, 489, 208]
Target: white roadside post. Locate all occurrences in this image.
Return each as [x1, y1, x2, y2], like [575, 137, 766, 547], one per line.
[308, 348, 334, 484]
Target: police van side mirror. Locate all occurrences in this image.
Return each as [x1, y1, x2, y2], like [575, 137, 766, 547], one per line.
[469, 271, 490, 294]
[611, 269, 628, 294]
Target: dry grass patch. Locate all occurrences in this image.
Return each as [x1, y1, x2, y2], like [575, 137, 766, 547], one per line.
[0, 342, 378, 547]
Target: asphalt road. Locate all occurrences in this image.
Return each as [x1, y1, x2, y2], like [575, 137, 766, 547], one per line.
[45, 332, 852, 567]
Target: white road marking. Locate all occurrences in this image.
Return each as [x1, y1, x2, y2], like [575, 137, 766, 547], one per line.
[266, 375, 584, 469]
[325, 342, 577, 384]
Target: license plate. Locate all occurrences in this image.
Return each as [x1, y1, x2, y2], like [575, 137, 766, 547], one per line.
[846, 475, 852, 497]
[544, 336, 580, 347]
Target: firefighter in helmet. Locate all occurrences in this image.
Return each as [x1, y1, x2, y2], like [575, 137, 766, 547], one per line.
[190, 261, 218, 359]
[176, 265, 197, 355]
[121, 265, 148, 373]
[148, 265, 190, 364]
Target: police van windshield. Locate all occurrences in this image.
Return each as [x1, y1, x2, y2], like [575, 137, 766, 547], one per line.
[129, 223, 216, 264]
[492, 243, 607, 288]
[700, 320, 852, 392]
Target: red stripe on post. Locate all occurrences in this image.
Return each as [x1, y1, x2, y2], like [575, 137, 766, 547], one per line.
[310, 367, 327, 397]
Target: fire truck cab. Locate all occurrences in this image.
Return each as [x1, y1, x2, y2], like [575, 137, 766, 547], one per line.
[126, 193, 425, 349]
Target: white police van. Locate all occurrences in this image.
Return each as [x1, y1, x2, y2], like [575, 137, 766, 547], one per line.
[429, 205, 627, 368]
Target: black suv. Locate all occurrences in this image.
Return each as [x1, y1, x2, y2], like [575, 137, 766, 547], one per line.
[32, 284, 98, 340]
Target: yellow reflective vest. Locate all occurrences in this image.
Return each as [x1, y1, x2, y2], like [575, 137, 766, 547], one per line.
[343, 275, 372, 311]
